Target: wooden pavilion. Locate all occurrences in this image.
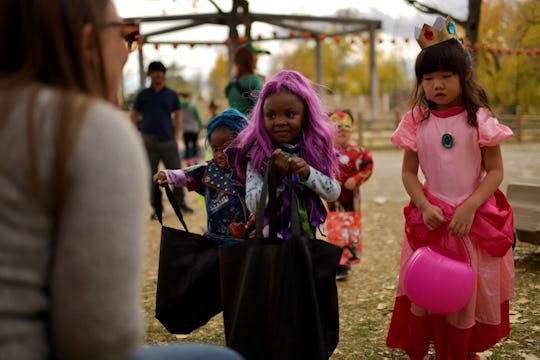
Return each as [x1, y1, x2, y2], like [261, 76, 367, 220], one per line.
[124, 0, 382, 112]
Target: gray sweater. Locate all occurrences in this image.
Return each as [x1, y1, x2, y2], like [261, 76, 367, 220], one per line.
[0, 88, 149, 359]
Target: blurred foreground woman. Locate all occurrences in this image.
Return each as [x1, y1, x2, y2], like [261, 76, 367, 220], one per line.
[0, 1, 242, 360]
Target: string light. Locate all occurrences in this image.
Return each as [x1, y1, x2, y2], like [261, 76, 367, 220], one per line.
[140, 33, 538, 56]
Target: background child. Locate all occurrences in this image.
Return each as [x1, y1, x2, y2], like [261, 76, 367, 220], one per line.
[208, 99, 219, 120]
[179, 91, 202, 166]
[230, 69, 340, 238]
[386, 17, 515, 359]
[154, 108, 250, 243]
[327, 110, 374, 279]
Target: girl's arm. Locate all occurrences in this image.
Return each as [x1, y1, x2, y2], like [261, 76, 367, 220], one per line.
[299, 166, 340, 202]
[402, 149, 445, 231]
[247, 153, 340, 213]
[245, 161, 264, 215]
[449, 145, 504, 237]
[345, 147, 374, 190]
[152, 169, 187, 187]
[354, 147, 374, 184]
[284, 153, 340, 202]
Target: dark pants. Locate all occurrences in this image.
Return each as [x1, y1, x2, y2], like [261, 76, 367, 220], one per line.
[183, 132, 199, 159]
[143, 136, 186, 212]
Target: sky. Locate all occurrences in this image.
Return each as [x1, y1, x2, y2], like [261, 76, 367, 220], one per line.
[113, 0, 469, 94]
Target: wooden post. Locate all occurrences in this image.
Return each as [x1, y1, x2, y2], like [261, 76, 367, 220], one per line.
[369, 24, 378, 119]
[356, 111, 364, 145]
[137, 46, 145, 91]
[394, 111, 401, 129]
[515, 106, 523, 143]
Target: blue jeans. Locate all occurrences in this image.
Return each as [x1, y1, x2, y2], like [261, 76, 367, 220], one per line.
[134, 343, 243, 360]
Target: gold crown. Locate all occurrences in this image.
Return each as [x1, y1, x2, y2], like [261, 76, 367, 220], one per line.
[415, 16, 459, 49]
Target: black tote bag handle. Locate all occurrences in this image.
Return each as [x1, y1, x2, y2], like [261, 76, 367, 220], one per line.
[288, 174, 303, 238]
[253, 161, 308, 241]
[153, 182, 189, 232]
[254, 159, 279, 241]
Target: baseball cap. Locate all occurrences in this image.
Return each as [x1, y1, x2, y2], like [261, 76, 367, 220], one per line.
[247, 42, 271, 55]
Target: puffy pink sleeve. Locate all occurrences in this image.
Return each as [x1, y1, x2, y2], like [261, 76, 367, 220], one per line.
[391, 109, 423, 152]
[477, 108, 513, 147]
[164, 169, 187, 186]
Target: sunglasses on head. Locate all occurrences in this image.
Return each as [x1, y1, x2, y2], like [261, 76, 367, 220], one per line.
[105, 21, 141, 52]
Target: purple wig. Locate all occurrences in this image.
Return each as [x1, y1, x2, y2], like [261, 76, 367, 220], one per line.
[233, 70, 338, 182]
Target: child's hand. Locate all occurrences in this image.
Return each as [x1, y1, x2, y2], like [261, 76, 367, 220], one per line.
[153, 171, 169, 186]
[448, 203, 475, 237]
[271, 149, 290, 179]
[288, 157, 310, 178]
[271, 149, 310, 178]
[245, 214, 256, 229]
[343, 177, 357, 191]
[421, 203, 446, 231]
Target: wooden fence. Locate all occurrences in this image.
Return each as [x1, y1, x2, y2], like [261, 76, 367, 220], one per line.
[355, 111, 540, 149]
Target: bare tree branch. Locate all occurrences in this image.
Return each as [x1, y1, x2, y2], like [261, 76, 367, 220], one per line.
[207, 0, 224, 13]
[403, 0, 466, 27]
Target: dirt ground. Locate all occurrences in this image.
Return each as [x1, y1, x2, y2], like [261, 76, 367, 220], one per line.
[142, 143, 540, 359]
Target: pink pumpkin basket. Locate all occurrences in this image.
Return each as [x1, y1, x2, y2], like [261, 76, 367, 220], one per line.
[403, 239, 475, 314]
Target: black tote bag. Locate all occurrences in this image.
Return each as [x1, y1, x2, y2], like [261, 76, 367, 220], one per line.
[219, 161, 342, 360]
[154, 183, 222, 334]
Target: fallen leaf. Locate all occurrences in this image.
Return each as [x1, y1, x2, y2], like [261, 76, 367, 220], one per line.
[516, 297, 530, 304]
[374, 196, 387, 204]
[478, 349, 492, 357]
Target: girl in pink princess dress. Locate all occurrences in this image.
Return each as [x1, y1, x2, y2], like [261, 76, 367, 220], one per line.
[386, 17, 515, 360]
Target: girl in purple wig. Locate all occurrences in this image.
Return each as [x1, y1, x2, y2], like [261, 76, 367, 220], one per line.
[230, 69, 340, 238]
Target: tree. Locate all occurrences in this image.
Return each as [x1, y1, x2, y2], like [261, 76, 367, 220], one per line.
[406, 0, 539, 113]
[207, 52, 229, 101]
[405, 0, 483, 64]
[268, 38, 409, 111]
[164, 62, 189, 93]
[477, 0, 540, 113]
[270, 40, 356, 94]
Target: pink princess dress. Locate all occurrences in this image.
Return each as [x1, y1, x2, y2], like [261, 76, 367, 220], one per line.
[386, 106, 515, 359]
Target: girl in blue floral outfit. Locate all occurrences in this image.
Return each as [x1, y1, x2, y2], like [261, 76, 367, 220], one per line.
[154, 108, 250, 244]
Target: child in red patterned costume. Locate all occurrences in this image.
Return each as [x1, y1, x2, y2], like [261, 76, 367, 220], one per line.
[327, 110, 373, 279]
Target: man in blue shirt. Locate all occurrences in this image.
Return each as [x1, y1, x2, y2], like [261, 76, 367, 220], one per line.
[130, 61, 193, 218]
